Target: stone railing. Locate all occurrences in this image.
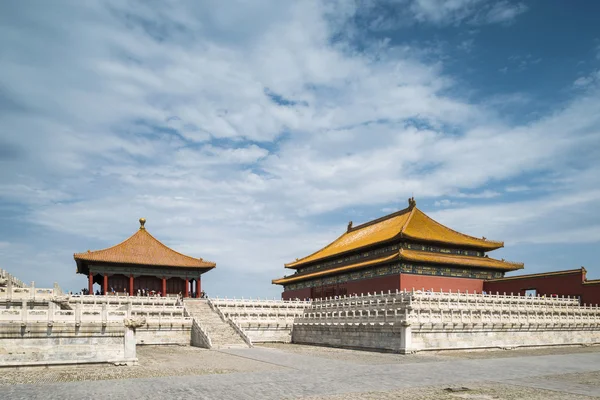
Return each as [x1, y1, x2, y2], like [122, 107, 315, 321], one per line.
[0, 302, 126, 326]
[208, 298, 253, 347]
[210, 298, 311, 343]
[0, 300, 192, 327]
[212, 298, 310, 322]
[68, 295, 180, 307]
[0, 285, 56, 301]
[0, 269, 26, 288]
[297, 290, 600, 327]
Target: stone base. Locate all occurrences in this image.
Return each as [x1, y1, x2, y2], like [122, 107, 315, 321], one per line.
[0, 323, 130, 366]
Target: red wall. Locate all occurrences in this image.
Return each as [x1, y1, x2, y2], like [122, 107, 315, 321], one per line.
[281, 274, 487, 299]
[583, 283, 600, 306]
[401, 274, 484, 293]
[281, 268, 600, 304]
[343, 274, 401, 296]
[282, 287, 311, 301]
[483, 271, 584, 298]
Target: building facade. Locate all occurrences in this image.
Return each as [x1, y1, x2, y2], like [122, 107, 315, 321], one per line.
[273, 198, 524, 300]
[74, 218, 215, 297]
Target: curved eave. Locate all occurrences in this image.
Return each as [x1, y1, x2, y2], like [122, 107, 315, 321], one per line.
[284, 237, 399, 269]
[274, 254, 399, 285]
[402, 209, 505, 251]
[398, 249, 523, 271]
[401, 233, 504, 251]
[75, 257, 216, 271]
[73, 229, 216, 270]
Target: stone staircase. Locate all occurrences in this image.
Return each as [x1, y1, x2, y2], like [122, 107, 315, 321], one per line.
[183, 299, 249, 349]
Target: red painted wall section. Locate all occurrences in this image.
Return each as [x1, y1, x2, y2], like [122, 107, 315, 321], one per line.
[343, 274, 401, 296]
[582, 283, 600, 306]
[280, 275, 400, 300]
[483, 270, 585, 298]
[282, 287, 311, 301]
[400, 274, 484, 293]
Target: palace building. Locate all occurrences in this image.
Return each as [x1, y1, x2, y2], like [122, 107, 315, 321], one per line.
[273, 198, 524, 300]
[74, 218, 215, 297]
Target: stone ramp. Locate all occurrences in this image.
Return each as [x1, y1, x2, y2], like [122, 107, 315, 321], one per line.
[184, 299, 249, 349]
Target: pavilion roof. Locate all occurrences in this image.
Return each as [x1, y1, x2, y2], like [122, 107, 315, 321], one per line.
[74, 218, 216, 270]
[273, 249, 522, 285]
[285, 198, 504, 268]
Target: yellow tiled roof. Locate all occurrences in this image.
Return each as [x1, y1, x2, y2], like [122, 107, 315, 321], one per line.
[285, 210, 413, 268]
[272, 254, 398, 285]
[286, 205, 504, 268]
[74, 223, 216, 269]
[274, 249, 522, 285]
[403, 208, 504, 250]
[398, 249, 523, 271]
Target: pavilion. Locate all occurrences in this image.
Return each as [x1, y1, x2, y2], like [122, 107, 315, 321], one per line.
[74, 218, 215, 297]
[273, 198, 524, 299]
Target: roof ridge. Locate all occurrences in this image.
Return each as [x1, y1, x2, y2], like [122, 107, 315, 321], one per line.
[348, 205, 412, 232]
[285, 230, 350, 267]
[74, 225, 216, 268]
[406, 208, 504, 247]
[142, 230, 216, 266]
[399, 206, 416, 237]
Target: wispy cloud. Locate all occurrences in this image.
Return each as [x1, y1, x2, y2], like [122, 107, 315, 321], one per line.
[0, 0, 598, 295]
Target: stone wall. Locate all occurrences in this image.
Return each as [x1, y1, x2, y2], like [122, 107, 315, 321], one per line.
[0, 294, 191, 366]
[0, 323, 131, 367]
[293, 290, 600, 353]
[211, 298, 310, 343]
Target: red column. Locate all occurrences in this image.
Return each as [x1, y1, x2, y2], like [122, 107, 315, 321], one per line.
[184, 278, 189, 298]
[196, 277, 201, 298]
[88, 273, 93, 294]
[103, 275, 108, 295]
[129, 275, 134, 296]
[162, 277, 167, 297]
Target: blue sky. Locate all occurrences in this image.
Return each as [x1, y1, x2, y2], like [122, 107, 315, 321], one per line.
[1, 0, 599, 298]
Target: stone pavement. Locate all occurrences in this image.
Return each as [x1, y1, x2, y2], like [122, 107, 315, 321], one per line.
[3, 345, 600, 399]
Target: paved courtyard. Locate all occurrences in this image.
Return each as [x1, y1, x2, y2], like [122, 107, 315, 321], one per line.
[2, 344, 600, 399]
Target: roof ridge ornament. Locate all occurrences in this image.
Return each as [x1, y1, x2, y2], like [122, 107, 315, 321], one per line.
[347, 221, 353, 232]
[139, 218, 146, 230]
[408, 197, 416, 209]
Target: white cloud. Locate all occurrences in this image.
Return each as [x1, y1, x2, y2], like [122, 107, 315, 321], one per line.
[483, 1, 528, 24]
[0, 0, 598, 296]
[409, 0, 527, 25]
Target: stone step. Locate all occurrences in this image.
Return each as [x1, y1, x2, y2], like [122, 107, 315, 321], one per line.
[183, 300, 249, 348]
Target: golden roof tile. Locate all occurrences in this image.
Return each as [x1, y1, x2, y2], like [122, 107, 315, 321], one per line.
[286, 199, 504, 268]
[273, 254, 398, 285]
[398, 249, 523, 271]
[74, 218, 216, 269]
[274, 248, 522, 285]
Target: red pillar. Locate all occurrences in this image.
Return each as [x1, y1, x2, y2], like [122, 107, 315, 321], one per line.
[129, 275, 134, 296]
[103, 275, 108, 295]
[196, 277, 201, 298]
[184, 278, 189, 298]
[88, 273, 93, 294]
[162, 277, 167, 297]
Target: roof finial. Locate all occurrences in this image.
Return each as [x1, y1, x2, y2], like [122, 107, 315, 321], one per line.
[347, 221, 353, 232]
[408, 197, 416, 209]
[139, 218, 146, 230]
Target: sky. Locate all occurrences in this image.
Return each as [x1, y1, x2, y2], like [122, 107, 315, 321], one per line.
[1, 0, 599, 298]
